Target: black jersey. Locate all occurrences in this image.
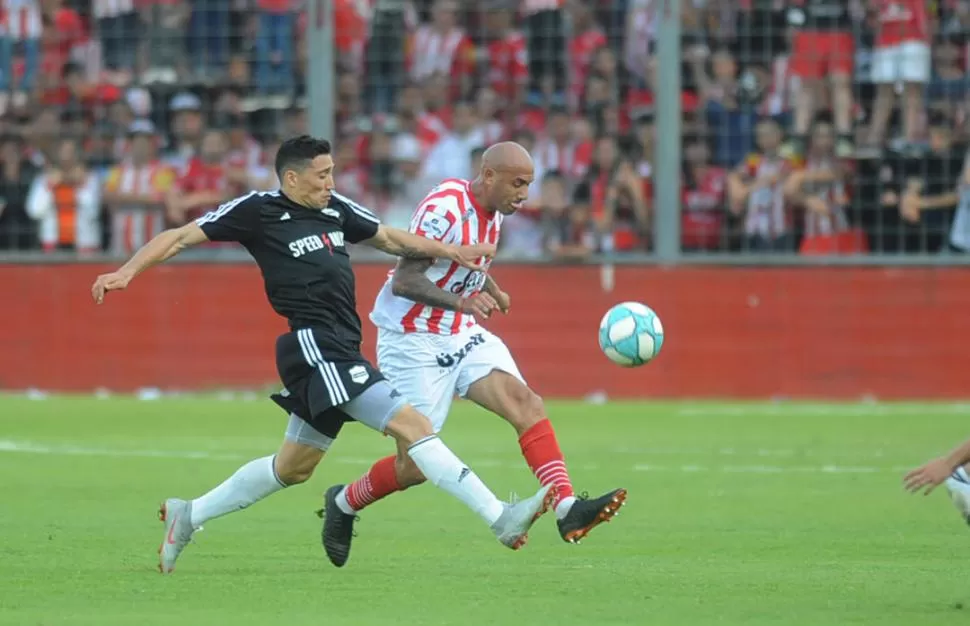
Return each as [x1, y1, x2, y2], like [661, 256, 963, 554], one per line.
[196, 189, 380, 360]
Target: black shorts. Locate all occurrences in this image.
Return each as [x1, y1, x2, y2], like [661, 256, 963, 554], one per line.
[270, 328, 385, 439]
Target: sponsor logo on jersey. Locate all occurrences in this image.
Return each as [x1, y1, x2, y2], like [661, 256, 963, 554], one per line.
[289, 231, 345, 257]
[436, 333, 486, 368]
[349, 365, 369, 384]
[417, 208, 449, 239]
[323, 208, 341, 218]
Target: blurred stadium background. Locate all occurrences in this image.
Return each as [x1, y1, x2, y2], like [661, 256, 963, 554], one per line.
[0, 0, 968, 398]
[6, 4, 970, 625]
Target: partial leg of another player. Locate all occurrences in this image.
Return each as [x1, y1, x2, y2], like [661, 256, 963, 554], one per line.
[159, 413, 332, 573]
[463, 370, 626, 544]
[321, 380, 555, 566]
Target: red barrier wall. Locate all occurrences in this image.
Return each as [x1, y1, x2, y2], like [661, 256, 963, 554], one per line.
[0, 264, 967, 399]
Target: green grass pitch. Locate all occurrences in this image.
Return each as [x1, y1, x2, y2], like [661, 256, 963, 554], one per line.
[3, 396, 970, 625]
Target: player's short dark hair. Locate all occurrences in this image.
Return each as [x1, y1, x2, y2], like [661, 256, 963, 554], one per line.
[275, 135, 332, 179]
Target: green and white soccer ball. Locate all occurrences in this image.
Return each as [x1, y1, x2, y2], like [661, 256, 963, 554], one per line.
[598, 302, 664, 367]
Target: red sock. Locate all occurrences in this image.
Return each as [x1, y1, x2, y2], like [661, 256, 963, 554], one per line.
[345, 456, 402, 511]
[518, 419, 575, 508]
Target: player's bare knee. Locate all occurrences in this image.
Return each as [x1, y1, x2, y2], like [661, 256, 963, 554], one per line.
[385, 404, 435, 446]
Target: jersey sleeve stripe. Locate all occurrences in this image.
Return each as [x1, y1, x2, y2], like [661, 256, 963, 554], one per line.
[195, 190, 260, 225]
[332, 191, 381, 224]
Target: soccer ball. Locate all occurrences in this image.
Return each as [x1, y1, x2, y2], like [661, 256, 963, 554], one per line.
[598, 302, 664, 367]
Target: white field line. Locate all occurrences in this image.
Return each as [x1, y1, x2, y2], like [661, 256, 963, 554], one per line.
[0, 439, 912, 474]
[675, 403, 970, 417]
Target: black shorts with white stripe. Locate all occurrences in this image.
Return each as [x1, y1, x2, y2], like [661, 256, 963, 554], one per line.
[271, 327, 386, 439]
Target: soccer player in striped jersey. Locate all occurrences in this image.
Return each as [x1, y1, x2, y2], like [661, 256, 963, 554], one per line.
[320, 142, 626, 568]
[90, 136, 556, 573]
[905, 438, 970, 525]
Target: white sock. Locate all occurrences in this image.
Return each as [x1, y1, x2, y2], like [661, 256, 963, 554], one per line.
[555, 496, 577, 520]
[335, 487, 356, 515]
[407, 435, 505, 526]
[190, 455, 287, 527]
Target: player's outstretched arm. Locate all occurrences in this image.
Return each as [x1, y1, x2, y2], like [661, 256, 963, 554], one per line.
[91, 223, 209, 304]
[362, 225, 495, 271]
[391, 258, 499, 319]
[903, 438, 970, 495]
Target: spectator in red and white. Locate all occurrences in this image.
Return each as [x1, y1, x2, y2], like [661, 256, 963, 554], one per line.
[865, 0, 931, 153]
[26, 135, 100, 253]
[728, 118, 796, 251]
[481, 0, 528, 114]
[681, 135, 728, 252]
[39, 0, 87, 80]
[784, 119, 867, 254]
[165, 91, 204, 173]
[408, 0, 476, 99]
[534, 105, 592, 184]
[420, 99, 483, 181]
[754, 52, 798, 126]
[566, 0, 607, 111]
[0, 0, 42, 110]
[785, 0, 856, 157]
[597, 157, 651, 252]
[101, 119, 177, 255]
[92, 0, 139, 82]
[166, 127, 231, 227]
[473, 87, 506, 146]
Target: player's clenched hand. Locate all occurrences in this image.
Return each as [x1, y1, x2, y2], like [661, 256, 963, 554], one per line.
[91, 270, 133, 304]
[903, 457, 953, 495]
[458, 292, 499, 322]
[448, 243, 496, 271]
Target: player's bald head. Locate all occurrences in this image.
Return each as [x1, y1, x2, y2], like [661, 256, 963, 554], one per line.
[477, 142, 534, 215]
[481, 141, 533, 175]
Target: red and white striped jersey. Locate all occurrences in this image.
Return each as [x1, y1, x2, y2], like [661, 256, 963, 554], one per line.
[104, 160, 176, 254]
[0, 0, 42, 40]
[408, 26, 474, 82]
[533, 139, 591, 180]
[800, 157, 850, 238]
[370, 178, 502, 335]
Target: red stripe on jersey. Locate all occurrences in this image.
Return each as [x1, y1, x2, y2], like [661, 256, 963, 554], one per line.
[400, 302, 425, 333]
[449, 216, 474, 333]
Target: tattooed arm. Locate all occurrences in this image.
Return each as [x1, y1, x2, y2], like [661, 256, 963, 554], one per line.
[391, 258, 501, 318]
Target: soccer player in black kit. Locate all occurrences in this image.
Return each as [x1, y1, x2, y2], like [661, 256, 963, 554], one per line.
[91, 136, 555, 574]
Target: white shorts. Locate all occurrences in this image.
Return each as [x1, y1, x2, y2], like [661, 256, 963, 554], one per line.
[376, 324, 525, 433]
[871, 41, 930, 84]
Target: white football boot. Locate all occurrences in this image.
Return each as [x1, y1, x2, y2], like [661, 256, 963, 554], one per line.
[490, 484, 557, 550]
[158, 498, 198, 574]
[945, 467, 970, 526]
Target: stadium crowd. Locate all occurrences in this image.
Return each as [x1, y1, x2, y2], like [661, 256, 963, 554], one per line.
[0, 0, 968, 257]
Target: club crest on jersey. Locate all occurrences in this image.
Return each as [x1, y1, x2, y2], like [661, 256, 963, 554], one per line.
[349, 365, 369, 384]
[417, 209, 449, 240]
[436, 333, 485, 368]
[289, 231, 345, 257]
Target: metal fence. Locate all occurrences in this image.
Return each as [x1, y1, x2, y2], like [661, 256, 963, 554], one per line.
[0, 0, 968, 265]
